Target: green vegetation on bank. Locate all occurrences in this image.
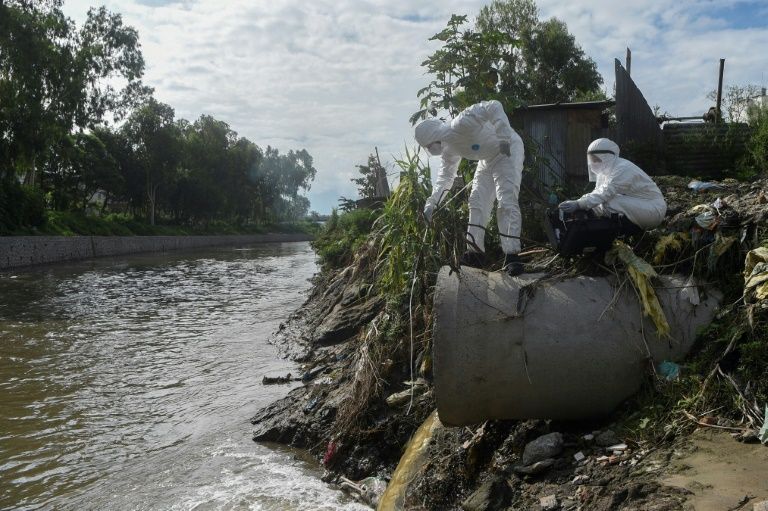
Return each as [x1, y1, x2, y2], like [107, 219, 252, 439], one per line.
[5, 209, 319, 237]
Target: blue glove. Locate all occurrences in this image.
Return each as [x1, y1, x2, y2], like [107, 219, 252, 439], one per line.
[423, 202, 435, 222]
[558, 200, 580, 213]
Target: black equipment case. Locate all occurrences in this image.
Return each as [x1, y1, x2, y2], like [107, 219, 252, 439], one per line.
[544, 209, 621, 257]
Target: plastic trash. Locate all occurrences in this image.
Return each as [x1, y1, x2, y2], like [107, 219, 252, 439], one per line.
[695, 211, 718, 230]
[744, 247, 768, 301]
[548, 192, 559, 206]
[657, 360, 680, 381]
[679, 276, 700, 305]
[688, 180, 722, 192]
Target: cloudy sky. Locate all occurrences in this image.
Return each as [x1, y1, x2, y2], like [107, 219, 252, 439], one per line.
[63, 0, 768, 213]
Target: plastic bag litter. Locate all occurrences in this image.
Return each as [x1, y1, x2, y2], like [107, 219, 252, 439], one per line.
[744, 247, 768, 301]
[679, 276, 700, 305]
[759, 405, 768, 445]
[657, 360, 681, 381]
[695, 211, 718, 229]
[606, 241, 671, 338]
[688, 180, 723, 192]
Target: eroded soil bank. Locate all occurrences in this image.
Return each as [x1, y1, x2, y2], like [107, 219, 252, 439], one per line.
[251, 176, 768, 510]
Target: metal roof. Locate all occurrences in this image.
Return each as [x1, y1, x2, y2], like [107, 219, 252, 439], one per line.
[513, 100, 615, 112]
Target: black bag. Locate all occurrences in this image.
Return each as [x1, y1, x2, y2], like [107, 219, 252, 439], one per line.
[544, 209, 621, 257]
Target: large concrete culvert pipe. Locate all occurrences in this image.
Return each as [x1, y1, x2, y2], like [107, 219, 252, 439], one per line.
[432, 267, 721, 426]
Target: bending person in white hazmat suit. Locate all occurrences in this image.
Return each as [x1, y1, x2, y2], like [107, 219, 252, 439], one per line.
[414, 100, 525, 275]
[559, 138, 666, 233]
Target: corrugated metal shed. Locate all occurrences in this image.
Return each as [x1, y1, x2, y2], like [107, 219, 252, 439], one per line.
[614, 59, 664, 174]
[511, 101, 613, 191]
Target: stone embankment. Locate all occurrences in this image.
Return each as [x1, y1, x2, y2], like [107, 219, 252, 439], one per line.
[0, 233, 313, 270]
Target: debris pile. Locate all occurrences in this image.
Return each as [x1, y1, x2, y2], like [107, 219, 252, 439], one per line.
[250, 171, 767, 509]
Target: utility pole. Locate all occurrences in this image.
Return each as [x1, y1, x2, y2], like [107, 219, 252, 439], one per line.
[716, 58, 725, 124]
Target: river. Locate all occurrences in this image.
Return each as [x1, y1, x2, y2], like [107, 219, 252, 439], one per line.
[0, 242, 367, 511]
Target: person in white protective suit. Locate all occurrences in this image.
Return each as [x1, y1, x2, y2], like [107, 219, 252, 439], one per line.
[559, 138, 666, 232]
[414, 100, 526, 275]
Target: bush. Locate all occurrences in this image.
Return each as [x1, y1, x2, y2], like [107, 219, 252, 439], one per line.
[312, 208, 379, 269]
[747, 106, 768, 173]
[0, 180, 47, 234]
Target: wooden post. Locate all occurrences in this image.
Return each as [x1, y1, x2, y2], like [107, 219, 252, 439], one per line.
[716, 58, 725, 124]
[625, 48, 632, 76]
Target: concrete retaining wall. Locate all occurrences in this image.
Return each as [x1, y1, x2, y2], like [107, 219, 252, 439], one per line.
[0, 234, 313, 270]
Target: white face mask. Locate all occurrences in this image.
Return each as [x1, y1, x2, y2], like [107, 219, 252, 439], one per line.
[427, 141, 442, 156]
[587, 152, 616, 179]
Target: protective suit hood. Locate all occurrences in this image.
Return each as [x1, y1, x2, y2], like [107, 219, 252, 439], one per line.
[415, 118, 448, 148]
[587, 138, 620, 182]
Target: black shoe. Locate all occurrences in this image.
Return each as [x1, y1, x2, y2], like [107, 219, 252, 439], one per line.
[460, 251, 485, 268]
[503, 254, 525, 276]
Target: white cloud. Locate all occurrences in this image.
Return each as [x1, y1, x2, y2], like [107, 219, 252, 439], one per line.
[62, 0, 768, 212]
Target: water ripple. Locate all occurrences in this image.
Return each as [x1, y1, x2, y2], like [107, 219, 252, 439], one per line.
[0, 243, 356, 510]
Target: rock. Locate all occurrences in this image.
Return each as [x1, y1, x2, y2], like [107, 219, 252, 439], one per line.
[595, 430, 621, 447]
[735, 429, 761, 443]
[513, 458, 555, 475]
[522, 432, 564, 466]
[313, 297, 384, 345]
[251, 387, 310, 444]
[755, 501, 768, 511]
[461, 476, 512, 511]
[539, 494, 558, 510]
[572, 475, 590, 484]
[582, 434, 594, 442]
[262, 373, 292, 385]
[301, 365, 328, 382]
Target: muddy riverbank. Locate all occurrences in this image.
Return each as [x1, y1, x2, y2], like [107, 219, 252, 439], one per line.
[251, 176, 768, 510]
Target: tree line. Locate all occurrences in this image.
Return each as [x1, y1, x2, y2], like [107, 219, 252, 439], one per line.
[0, 0, 315, 233]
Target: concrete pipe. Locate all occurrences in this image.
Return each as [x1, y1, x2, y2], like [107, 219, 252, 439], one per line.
[432, 267, 721, 425]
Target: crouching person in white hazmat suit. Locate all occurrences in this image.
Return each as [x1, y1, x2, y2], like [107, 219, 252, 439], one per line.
[559, 138, 666, 234]
[414, 100, 526, 275]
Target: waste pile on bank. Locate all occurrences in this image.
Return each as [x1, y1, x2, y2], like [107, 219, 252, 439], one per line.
[251, 163, 768, 509]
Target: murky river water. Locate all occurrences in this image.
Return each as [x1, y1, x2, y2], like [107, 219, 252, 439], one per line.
[0, 242, 367, 511]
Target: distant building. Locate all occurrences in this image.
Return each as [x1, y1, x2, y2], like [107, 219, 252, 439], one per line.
[511, 100, 614, 191]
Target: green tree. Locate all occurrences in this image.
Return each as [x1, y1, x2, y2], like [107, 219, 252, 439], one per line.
[254, 147, 317, 222]
[521, 18, 603, 103]
[45, 131, 122, 211]
[478, 0, 602, 104]
[0, 1, 74, 183]
[411, 14, 518, 123]
[0, 1, 149, 186]
[122, 98, 182, 225]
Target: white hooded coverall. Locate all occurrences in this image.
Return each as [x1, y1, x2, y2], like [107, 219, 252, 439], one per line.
[418, 100, 525, 254]
[578, 138, 666, 229]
